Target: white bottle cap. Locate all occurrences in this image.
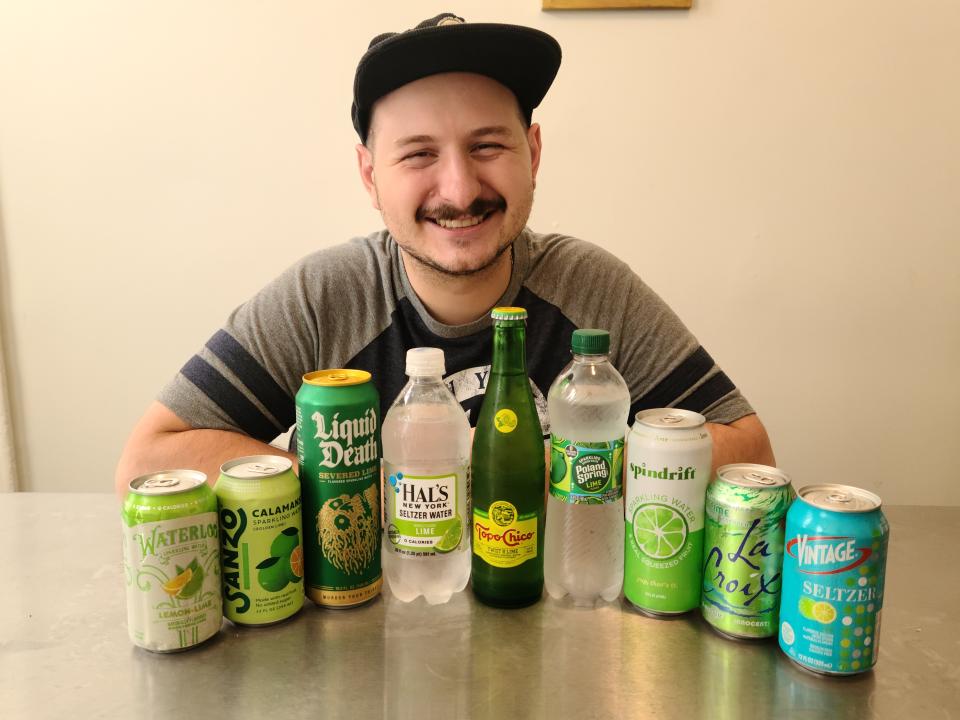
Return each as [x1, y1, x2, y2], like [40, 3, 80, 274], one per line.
[405, 347, 445, 377]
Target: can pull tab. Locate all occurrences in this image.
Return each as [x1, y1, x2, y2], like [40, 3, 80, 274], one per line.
[746, 472, 777, 486]
[247, 464, 279, 475]
[661, 414, 685, 424]
[827, 492, 852, 504]
[143, 476, 180, 489]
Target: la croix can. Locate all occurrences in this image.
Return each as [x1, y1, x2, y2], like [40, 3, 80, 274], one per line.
[778, 484, 889, 675]
[701, 464, 795, 639]
[296, 369, 382, 608]
[624, 409, 713, 616]
[121, 470, 222, 652]
[215, 455, 304, 626]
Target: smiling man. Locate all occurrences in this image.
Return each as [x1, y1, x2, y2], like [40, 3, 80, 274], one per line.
[115, 13, 774, 495]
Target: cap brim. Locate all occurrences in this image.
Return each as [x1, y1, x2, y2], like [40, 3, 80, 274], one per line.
[353, 23, 562, 140]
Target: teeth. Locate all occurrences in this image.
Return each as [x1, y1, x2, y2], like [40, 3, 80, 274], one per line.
[435, 215, 484, 229]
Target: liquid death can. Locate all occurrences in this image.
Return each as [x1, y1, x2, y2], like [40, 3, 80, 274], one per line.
[778, 484, 889, 675]
[624, 409, 712, 616]
[215, 455, 304, 625]
[296, 369, 382, 608]
[121, 470, 222, 652]
[701, 464, 794, 639]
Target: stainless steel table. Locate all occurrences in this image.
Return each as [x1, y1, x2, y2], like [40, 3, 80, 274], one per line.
[0, 495, 956, 719]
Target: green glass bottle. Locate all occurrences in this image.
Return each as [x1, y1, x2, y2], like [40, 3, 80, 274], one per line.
[471, 306, 545, 608]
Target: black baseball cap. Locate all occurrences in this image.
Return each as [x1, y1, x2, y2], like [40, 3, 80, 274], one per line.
[351, 13, 562, 143]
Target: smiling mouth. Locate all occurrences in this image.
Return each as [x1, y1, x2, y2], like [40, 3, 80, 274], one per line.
[428, 212, 495, 230]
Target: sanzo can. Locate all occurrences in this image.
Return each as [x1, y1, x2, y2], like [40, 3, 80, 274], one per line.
[624, 409, 713, 616]
[215, 455, 304, 626]
[121, 470, 222, 652]
[701, 464, 795, 639]
[779, 484, 890, 675]
[296, 369, 382, 608]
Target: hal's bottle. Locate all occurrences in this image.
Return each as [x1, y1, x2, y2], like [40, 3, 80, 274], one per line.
[382, 348, 471, 604]
[544, 329, 630, 606]
[471, 307, 546, 608]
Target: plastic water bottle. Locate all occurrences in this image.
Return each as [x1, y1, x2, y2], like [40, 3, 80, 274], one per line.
[544, 329, 630, 606]
[382, 347, 471, 604]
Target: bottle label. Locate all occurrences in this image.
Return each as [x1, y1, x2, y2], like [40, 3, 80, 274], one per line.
[385, 470, 464, 557]
[472, 500, 538, 568]
[549, 435, 624, 504]
[494, 409, 518, 434]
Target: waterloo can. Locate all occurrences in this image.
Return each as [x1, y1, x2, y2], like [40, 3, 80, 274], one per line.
[701, 464, 795, 639]
[121, 470, 222, 652]
[215, 455, 304, 625]
[296, 369, 382, 608]
[624, 409, 713, 615]
[779, 484, 889, 675]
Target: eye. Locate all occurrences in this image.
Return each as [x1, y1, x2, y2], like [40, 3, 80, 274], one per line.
[400, 150, 436, 166]
[472, 142, 505, 154]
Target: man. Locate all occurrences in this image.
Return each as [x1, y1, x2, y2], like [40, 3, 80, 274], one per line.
[115, 13, 774, 496]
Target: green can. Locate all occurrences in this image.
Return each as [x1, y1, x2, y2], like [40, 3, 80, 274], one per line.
[214, 455, 304, 625]
[701, 464, 795, 639]
[121, 470, 222, 652]
[296, 369, 382, 608]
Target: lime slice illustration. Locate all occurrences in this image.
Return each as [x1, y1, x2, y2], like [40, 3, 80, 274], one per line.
[798, 596, 816, 620]
[632, 503, 688, 559]
[435, 517, 463, 553]
[162, 568, 193, 597]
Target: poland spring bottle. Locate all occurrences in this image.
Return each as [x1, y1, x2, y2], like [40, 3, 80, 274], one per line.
[382, 348, 471, 604]
[544, 329, 630, 606]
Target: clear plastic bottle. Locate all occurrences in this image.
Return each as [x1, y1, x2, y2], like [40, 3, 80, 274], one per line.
[382, 347, 471, 604]
[544, 329, 631, 606]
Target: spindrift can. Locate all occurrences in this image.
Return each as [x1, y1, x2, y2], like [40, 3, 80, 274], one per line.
[624, 409, 712, 615]
[701, 464, 794, 639]
[779, 484, 889, 675]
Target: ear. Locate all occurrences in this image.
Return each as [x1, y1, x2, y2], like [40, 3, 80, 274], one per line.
[356, 143, 380, 210]
[527, 123, 543, 184]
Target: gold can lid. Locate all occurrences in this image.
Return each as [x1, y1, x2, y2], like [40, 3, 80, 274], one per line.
[491, 306, 527, 320]
[302, 369, 372, 387]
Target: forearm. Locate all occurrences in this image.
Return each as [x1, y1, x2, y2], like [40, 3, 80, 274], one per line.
[705, 414, 776, 474]
[115, 424, 296, 498]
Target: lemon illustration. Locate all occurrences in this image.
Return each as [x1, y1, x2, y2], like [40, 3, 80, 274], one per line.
[435, 517, 463, 554]
[288, 546, 304, 582]
[632, 504, 688, 560]
[162, 568, 193, 597]
[813, 601, 837, 624]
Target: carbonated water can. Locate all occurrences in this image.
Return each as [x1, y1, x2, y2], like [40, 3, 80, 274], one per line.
[779, 484, 889, 675]
[215, 455, 304, 625]
[624, 409, 712, 615]
[701, 464, 794, 639]
[121, 470, 222, 652]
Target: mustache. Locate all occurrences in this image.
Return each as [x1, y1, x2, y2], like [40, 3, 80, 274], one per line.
[416, 197, 506, 222]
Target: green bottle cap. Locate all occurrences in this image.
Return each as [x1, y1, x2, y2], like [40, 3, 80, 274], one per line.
[491, 306, 528, 321]
[571, 329, 610, 355]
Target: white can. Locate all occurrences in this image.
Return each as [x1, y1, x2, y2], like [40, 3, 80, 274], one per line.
[624, 409, 713, 615]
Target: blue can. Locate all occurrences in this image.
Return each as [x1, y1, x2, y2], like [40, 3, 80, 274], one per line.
[778, 484, 889, 675]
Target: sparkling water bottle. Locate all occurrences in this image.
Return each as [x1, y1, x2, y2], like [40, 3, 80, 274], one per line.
[382, 348, 471, 604]
[544, 329, 630, 606]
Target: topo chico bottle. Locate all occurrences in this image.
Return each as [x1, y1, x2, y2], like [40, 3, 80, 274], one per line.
[471, 307, 546, 608]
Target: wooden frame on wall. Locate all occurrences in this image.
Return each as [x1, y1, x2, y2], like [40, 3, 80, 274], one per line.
[543, 0, 692, 9]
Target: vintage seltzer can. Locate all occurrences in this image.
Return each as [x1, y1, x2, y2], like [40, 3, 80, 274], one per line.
[701, 464, 795, 639]
[779, 484, 889, 675]
[624, 409, 713, 615]
[121, 470, 222, 652]
[296, 369, 382, 608]
[215, 455, 304, 625]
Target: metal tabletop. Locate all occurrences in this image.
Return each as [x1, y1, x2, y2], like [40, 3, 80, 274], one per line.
[0, 494, 957, 719]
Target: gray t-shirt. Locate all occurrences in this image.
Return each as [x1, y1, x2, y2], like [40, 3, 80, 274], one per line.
[159, 228, 753, 440]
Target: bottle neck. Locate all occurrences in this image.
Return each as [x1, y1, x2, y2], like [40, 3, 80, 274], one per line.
[491, 322, 528, 376]
[572, 352, 610, 365]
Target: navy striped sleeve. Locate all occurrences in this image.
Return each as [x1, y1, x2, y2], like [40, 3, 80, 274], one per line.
[180, 355, 283, 442]
[631, 346, 736, 420]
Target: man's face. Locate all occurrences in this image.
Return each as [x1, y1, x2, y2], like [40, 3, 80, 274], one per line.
[357, 73, 542, 277]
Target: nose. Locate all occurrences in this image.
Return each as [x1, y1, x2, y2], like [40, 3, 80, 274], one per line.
[433, 152, 482, 212]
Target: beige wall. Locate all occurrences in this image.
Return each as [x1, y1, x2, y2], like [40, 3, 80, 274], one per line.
[0, 1, 957, 503]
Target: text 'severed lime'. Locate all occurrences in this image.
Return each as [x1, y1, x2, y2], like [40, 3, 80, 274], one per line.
[296, 369, 382, 608]
[121, 470, 222, 652]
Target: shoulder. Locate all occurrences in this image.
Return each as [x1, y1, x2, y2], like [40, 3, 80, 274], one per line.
[288, 231, 395, 287]
[525, 231, 631, 276]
